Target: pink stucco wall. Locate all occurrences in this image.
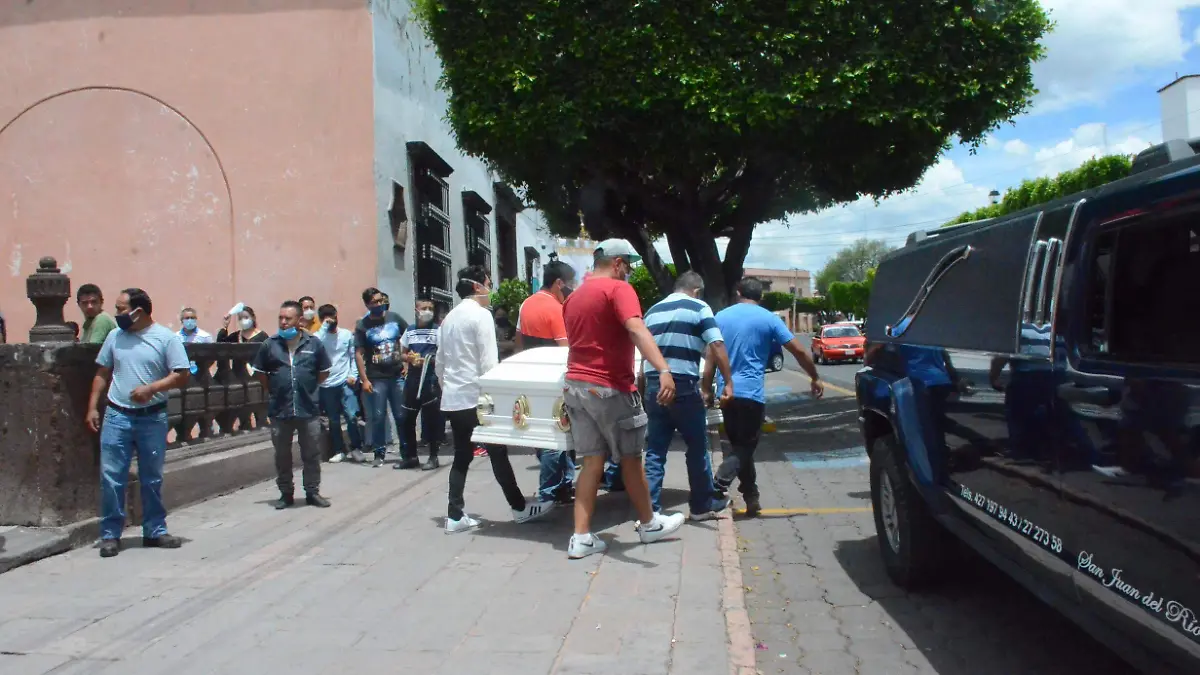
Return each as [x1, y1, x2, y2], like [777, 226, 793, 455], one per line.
[0, 1, 375, 339]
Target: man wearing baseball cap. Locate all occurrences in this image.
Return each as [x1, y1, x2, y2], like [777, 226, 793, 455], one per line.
[561, 238, 686, 558]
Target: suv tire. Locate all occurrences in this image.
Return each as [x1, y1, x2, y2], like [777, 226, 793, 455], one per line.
[869, 433, 947, 589]
[769, 354, 784, 372]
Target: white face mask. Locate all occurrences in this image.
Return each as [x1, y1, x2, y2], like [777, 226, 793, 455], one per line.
[239, 318, 255, 331]
[418, 310, 434, 323]
[302, 309, 316, 321]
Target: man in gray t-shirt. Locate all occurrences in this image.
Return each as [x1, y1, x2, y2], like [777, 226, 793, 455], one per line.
[86, 288, 190, 559]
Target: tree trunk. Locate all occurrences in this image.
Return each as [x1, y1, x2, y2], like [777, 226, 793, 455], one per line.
[666, 227, 691, 274]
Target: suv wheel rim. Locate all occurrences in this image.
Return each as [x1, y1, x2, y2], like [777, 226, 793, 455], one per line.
[880, 472, 901, 553]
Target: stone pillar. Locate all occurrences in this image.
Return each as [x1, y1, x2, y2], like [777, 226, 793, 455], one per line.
[26, 257, 75, 344]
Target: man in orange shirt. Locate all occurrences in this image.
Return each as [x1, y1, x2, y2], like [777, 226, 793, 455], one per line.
[516, 260, 575, 350]
[517, 260, 578, 503]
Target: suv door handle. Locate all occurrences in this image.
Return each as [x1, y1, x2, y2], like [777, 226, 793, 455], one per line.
[1055, 383, 1116, 406]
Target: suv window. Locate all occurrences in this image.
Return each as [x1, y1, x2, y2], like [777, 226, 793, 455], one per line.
[1083, 211, 1199, 366]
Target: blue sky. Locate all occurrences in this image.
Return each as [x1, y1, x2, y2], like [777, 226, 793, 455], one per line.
[657, 1, 1200, 286]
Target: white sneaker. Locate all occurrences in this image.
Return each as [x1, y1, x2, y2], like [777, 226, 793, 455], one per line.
[568, 533, 608, 559]
[690, 497, 730, 521]
[445, 515, 480, 534]
[328, 453, 346, 464]
[350, 450, 366, 463]
[514, 500, 556, 524]
[637, 512, 685, 544]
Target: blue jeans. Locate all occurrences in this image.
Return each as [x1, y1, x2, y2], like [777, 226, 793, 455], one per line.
[537, 450, 575, 502]
[367, 376, 406, 457]
[319, 384, 363, 455]
[99, 406, 169, 540]
[643, 380, 718, 514]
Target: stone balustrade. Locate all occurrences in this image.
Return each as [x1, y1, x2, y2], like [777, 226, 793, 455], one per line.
[1, 256, 275, 528]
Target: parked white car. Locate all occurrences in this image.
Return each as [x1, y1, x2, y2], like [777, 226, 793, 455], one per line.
[471, 346, 723, 451]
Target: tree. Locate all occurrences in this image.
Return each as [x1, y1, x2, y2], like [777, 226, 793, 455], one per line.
[944, 154, 1133, 226]
[489, 278, 530, 318]
[629, 263, 677, 311]
[825, 268, 875, 319]
[760, 291, 795, 313]
[414, 1, 1051, 308]
[815, 239, 893, 295]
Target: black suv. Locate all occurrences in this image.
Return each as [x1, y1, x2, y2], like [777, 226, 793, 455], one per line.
[856, 139, 1200, 673]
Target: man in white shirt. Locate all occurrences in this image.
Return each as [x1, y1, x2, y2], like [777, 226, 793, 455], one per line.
[317, 304, 366, 463]
[436, 265, 555, 533]
[178, 307, 214, 344]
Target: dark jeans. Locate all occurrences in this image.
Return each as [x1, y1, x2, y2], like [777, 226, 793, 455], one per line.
[714, 398, 766, 499]
[644, 378, 717, 513]
[367, 376, 406, 457]
[445, 408, 526, 521]
[403, 377, 442, 460]
[537, 449, 575, 502]
[271, 416, 322, 495]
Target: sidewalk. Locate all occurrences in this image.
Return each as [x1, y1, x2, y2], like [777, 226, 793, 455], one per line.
[0, 448, 747, 675]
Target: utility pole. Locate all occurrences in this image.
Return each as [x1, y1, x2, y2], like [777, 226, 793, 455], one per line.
[791, 267, 800, 332]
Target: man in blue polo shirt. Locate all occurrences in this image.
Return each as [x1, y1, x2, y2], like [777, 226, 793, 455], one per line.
[641, 271, 733, 519]
[86, 288, 191, 558]
[704, 277, 823, 516]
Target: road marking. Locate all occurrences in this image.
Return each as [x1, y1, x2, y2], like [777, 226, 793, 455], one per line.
[734, 507, 873, 516]
[785, 446, 867, 469]
[772, 410, 856, 423]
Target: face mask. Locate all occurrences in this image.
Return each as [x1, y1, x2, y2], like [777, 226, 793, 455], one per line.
[115, 310, 139, 331]
[302, 309, 316, 321]
[325, 320, 338, 332]
[560, 285, 574, 301]
[369, 304, 388, 317]
[181, 318, 197, 332]
[239, 318, 255, 331]
[418, 310, 434, 323]
[279, 326, 298, 339]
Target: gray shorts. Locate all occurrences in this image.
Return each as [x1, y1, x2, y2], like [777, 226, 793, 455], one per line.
[563, 378, 647, 461]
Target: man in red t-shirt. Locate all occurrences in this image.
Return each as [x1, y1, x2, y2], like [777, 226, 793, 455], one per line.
[561, 239, 685, 559]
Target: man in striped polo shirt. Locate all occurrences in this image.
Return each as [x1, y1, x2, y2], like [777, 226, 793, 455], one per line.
[641, 271, 734, 519]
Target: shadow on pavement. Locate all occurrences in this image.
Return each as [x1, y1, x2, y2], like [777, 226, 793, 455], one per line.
[833, 536, 1134, 675]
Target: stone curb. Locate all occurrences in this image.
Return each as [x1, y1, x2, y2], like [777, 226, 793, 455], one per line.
[0, 517, 98, 574]
[716, 452, 757, 675]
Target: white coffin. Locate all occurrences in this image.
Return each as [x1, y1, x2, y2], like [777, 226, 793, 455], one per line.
[471, 346, 723, 451]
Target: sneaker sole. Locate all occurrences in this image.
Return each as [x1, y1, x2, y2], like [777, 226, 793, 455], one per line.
[515, 505, 555, 524]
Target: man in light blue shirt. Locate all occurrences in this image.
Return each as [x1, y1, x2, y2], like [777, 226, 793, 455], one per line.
[86, 288, 191, 558]
[316, 304, 364, 463]
[641, 271, 733, 518]
[703, 278, 823, 516]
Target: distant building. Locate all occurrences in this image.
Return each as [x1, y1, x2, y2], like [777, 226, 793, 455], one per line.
[1159, 74, 1200, 142]
[0, 0, 550, 339]
[741, 267, 814, 333]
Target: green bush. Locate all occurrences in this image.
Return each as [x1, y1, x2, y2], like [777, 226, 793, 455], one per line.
[629, 264, 677, 311]
[944, 154, 1133, 226]
[490, 278, 530, 317]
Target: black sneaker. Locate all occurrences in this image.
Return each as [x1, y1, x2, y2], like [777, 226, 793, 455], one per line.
[306, 493, 331, 508]
[99, 540, 120, 558]
[743, 495, 762, 518]
[394, 458, 420, 470]
[421, 457, 440, 471]
[274, 493, 295, 510]
[142, 534, 183, 549]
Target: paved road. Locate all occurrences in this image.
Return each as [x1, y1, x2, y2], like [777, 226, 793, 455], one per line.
[732, 393, 1135, 675]
[0, 451, 732, 675]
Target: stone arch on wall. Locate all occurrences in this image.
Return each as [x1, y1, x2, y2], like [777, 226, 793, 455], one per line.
[0, 86, 235, 338]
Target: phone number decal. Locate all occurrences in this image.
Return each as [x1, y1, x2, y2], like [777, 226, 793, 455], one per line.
[957, 484, 1063, 554]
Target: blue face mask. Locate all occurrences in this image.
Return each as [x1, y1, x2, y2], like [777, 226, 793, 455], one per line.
[369, 304, 389, 317]
[279, 327, 299, 339]
[181, 318, 197, 332]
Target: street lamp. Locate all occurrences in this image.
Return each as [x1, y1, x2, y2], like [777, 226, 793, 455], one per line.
[988, 190, 1000, 206]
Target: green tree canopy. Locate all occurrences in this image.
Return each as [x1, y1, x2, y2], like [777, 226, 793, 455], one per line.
[415, 0, 1051, 308]
[815, 239, 893, 295]
[943, 154, 1133, 226]
[489, 278, 530, 318]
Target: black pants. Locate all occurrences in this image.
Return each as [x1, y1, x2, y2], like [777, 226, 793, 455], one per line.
[715, 398, 766, 499]
[402, 370, 442, 461]
[270, 417, 322, 495]
[445, 408, 526, 521]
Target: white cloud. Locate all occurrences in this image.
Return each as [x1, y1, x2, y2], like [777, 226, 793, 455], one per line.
[737, 159, 991, 273]
[1029, 122, 1159, 174]
[1004, 139, 1031, 155]
[1031, 0, 1200, 112]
